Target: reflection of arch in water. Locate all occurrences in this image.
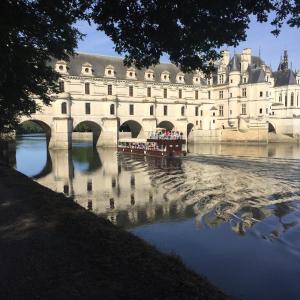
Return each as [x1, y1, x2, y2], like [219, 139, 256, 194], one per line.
[119, 120, 144, 138]
[18, 119, 51, 145]
[73, 120, 102, 147]
[268, 122, 276, 133]
[157, 121, 174, 131]
[31, 149, 52, 179]
[72, 146, 102, 174]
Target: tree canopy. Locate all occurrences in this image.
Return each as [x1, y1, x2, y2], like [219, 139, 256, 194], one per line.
[0, 0, 300, 133]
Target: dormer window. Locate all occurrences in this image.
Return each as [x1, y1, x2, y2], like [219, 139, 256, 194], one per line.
[56, 60, 68, 74]
[81, 63, 93, 76]
[145, 69, 154, 81]
[126, 67, 136, 80]
[193, 76, 201, 85]
[105, 65, 115, 77]
[161, 71, 170, 82]
[176, 72, 185, 83]
[218, 74, 225, 84]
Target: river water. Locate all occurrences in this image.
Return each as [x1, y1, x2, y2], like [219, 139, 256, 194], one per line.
[15, 134, 300, 300]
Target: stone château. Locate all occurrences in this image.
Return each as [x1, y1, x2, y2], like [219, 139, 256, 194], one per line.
[23, 48, 300, 148]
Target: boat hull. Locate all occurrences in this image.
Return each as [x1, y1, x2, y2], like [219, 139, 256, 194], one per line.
[117, 147, 184, 157]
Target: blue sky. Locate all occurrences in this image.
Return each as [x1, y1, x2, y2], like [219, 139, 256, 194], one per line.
[76, 17, 300, 71]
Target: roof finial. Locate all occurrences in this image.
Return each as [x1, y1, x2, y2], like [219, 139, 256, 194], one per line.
[258, 46, 261, 58]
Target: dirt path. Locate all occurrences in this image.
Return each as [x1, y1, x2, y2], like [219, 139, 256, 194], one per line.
[0, 163, 233, 300]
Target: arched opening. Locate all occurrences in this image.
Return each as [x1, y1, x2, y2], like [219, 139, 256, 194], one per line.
[16, 120, 51, 145]
[73, 121, 102, 147]
[157, 121, 174, 131]
[187, 123, 194, 136]
[268, 122, 276, 133]
[119, 120, 143, 138]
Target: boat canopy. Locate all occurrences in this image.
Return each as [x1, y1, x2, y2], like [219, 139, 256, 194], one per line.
[118, 138, 148, 143]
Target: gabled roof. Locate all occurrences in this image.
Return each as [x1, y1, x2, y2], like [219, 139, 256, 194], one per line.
[273, 69, 297, 87]
[53, 52, 206, 85]
[248, 68, 266, 84]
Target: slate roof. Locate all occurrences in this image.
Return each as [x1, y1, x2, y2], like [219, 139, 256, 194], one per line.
[54, 52, 206, 85]
[228, 54, 265, 72]
[230, 55, 239, 72]
[248, 68, 266, 84]
[273, 69, 297, 87]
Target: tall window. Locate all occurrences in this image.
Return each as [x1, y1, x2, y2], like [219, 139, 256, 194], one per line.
[181, 106, 185, 116]
[259, 108, 263, 114]
[179, 89, 182, 99]
[291, 92, 294, 106]
[219, 105, 224, 117]
[195, 90, 199, 100]
[285, 94, 287, 106]
[59, 81, 64, 93]
[85, 82, 90, 95]
[129, 86, 133, 97]
[85, 103, 91, 114]
[219, 90, 223, 99]
[279, 93, 282, 102]
[61, 102, 67, 114]
[208, 91, 211, 99]
[108, 84, 112, 95]
[163, 88, 167, 98]
[147, 87, 151, 97]
[219, 74, 224, 84]
[150, 105, 154, 116]
[259, 91, 263, 97]
[242, 103, 246, 115]
[200, 110, 203, 116]
[163, 105, 168, 116]
[110, 104, 115, 115]
[242, 88, 247, 97]
[195, 106, 199, 116]
[129, 104, 134, 115]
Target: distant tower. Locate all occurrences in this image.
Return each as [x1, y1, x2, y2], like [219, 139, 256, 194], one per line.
[282, 50, 288, 71]
[278, 50, 289, 71]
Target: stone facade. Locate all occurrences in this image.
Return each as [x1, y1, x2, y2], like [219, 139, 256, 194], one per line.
[22, 49, 300, 148]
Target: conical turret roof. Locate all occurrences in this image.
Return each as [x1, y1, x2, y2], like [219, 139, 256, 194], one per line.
[230, 55, 239, 72]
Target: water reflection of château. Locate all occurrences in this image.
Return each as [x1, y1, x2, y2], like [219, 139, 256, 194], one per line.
[25, 142, 300, 236]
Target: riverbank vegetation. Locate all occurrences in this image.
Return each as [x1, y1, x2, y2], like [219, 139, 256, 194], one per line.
[16, 122, 44, 134]
[0, 163, 233, 299]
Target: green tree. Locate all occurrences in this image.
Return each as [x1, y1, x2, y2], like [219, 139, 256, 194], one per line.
[1, 0, 299, 133]
[0, 0, 89, 133]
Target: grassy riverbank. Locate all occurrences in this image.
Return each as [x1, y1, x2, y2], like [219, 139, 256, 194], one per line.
[0, 163, 233, 300]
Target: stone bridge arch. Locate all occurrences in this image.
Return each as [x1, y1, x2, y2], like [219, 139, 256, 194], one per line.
[73, 120, 102, 147]
[157, 120, 175, 131]
[18, 119, 52, 146]
[119, 120, 144, 138]
[268, 122, 276, 133]
[187, 123, 194, 136]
